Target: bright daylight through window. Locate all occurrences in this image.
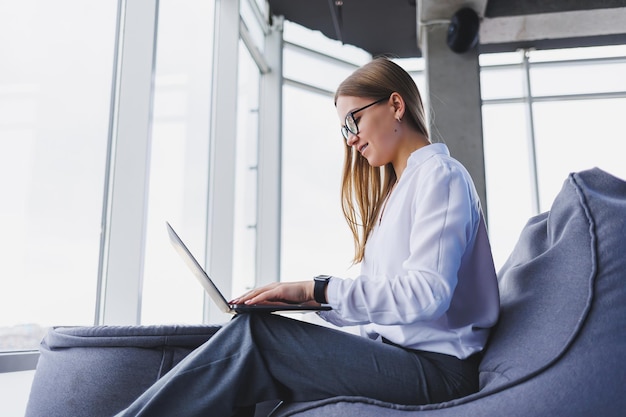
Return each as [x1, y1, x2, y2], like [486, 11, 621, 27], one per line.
[0, 1, 117, 352]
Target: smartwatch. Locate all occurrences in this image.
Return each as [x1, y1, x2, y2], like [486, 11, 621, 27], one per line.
[313, 275, 332, 304]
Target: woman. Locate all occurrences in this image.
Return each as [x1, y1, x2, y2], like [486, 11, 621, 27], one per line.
[116, 57, 499, 417]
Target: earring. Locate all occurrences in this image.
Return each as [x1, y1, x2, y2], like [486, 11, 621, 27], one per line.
[396, 117, 402, 123]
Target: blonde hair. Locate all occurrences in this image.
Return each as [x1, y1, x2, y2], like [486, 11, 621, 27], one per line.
[335, 57, 429, 263]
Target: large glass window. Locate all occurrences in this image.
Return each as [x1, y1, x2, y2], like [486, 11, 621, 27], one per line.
[533, 98, 626, 212]
[280, 23, 370, 282]
[482, 103, 535, 267]
[281, 84, 358, 280]
[481, 45, 626, 269]
[141, 0, 270, 323]
[528, 47, 626, 212]
[0, 1, 117, 350]
[141, 0, 215, 325]
[530, 47, 626, 97]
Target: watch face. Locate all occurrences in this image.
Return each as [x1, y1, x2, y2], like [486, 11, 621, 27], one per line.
[315, 275, 331, 281]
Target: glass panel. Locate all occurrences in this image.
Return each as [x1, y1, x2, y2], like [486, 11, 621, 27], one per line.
[283, 21, 371, 66]
[141, 0, 215, 325]
[412, 72, 427, 102]
[0, 1, 117, 349]
[395, 57, 425, 72]
[530, 60, 626, 97]
[232, 41, 260, 298]
[529, 44, 626, 63]
[482, 103, 534, 271]
[283, 20, 371, 95]
[283, 45, 359, 94]
[533, 99, 626, 213]
[281, 84, 360, 282]
[480, 66, 525, 100]
[479, 51, 523, 66]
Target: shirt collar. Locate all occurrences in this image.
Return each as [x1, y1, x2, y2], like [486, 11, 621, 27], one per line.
[406, 143, 450, 169]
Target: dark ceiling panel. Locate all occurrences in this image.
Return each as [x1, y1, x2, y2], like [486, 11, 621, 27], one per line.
[269, 0, 420, 58]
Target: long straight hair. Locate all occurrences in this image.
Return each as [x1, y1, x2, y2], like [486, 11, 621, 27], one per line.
[335, 57, 430, 263]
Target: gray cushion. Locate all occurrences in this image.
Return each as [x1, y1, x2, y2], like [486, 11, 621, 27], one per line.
[26, 324, 220, 417]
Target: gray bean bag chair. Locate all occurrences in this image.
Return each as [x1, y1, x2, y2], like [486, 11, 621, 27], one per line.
[26, 167, 626, 416]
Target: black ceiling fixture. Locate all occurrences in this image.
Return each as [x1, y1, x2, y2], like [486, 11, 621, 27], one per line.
[446, 7, 480, 54]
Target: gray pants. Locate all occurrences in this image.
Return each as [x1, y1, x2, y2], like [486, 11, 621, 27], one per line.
[116, 313, 478, 417]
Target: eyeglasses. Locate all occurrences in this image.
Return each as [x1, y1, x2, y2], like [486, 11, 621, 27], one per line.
[340, 97, 388, 141]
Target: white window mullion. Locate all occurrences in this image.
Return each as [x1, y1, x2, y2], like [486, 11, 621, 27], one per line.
[97, 0, 159, 325]
[256, 16, 284, 286]
[204, 0, 241, 323]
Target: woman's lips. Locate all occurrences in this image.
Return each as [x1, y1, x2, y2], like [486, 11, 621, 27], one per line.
[359, 143, 368, 154]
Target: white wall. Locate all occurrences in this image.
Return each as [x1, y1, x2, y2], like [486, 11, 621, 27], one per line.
[0, 370, 35, 416]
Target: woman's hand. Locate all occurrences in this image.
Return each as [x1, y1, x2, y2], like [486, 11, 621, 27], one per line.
[230, 281, 317, 306]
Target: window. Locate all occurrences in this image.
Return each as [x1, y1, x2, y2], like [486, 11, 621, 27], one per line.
[0, 0, 117, 351]
[281, 84, 357, 280]
[482, 102, 534, 268]
[280, 23, 370, 282]
[141, 0, 215, 325]
[481, 45, 626, 269]
[533, 98, 626, 212]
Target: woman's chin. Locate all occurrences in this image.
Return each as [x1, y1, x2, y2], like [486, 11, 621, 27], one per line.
[364, 156, 384, 168]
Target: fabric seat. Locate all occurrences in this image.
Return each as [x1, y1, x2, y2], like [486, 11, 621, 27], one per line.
[25, 325, 221, 417]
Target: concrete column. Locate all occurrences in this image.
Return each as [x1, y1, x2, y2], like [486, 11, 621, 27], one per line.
[422, 23, 488, 218]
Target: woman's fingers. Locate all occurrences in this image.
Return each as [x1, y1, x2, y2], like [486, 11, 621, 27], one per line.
[231, 283, 278, 304]
[231, 281, 314, 305]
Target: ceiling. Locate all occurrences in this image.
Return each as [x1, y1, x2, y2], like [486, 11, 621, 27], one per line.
[267, 0, 626, 57]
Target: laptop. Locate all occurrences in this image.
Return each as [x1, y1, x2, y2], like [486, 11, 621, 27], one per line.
[166, 222, 331, 314]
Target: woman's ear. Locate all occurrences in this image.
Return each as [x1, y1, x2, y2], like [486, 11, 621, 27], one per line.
[390, 92, 405, 121]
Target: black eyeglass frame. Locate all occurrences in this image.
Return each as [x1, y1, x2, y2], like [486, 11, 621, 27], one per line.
[340, 96, 389, 141]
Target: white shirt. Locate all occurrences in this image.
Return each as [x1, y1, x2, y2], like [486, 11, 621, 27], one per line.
[319, 143, 499, 359]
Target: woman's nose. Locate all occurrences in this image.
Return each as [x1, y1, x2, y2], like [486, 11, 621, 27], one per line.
[346, 131, 358, 146]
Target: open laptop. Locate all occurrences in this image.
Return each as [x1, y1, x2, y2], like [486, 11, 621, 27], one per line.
[166, 222, 331, 314]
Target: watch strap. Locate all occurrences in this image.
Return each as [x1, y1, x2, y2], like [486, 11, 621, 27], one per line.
[313, 275, 331, 304]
